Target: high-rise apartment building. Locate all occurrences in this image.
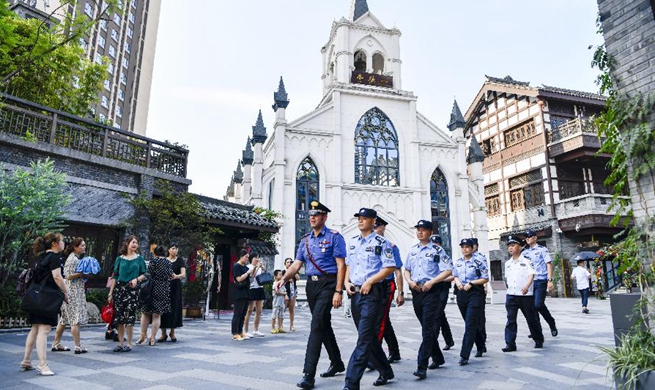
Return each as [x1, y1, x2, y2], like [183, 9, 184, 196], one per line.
[8, 0, 160, 135]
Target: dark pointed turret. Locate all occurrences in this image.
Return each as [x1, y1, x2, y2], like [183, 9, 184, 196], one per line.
[447, 99, 466, 131]
[349, 0, 369, 22]
[467, 135, 485, 165]
[251, 110, 267, 144]
[233, 161, 243, 183]
[272, 76, 290, 111]
[242, 137, 254, 165]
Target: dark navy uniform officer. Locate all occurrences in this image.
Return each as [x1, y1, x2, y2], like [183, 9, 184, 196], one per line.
[373, 216, 404, 364]
[343, 208, 396, 390]
[452, 238, 489, 366]
[404, 220, 452, 379]
[429, 234, 455, 351]
[275, 200, 347, 390]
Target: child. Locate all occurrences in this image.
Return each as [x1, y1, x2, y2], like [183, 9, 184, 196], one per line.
[271, 270, 288, 334]
[571, 259, 591, 314]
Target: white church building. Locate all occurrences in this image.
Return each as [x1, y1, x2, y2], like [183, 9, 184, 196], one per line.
[225, 0, 489, 269]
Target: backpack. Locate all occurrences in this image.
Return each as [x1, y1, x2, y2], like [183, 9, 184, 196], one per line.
[16, 264, 38, 297]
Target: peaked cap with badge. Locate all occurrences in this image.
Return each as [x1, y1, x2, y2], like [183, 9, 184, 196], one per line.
[308, 200, 331, 215]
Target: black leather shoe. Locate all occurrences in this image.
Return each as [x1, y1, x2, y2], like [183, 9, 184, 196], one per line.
[373, 374, 394, 386]
[412, 368, 427, 380]
[551, 329, 558, 337]
[387, 355, 401, 363]
[534, 341, 544, 349]
[320, 363, 345, 378]
[458, 358, 469, 366]
[367, 362, 375, 371]
[428, 361, 442, 369]
[502, 345, 517, 352]
[474, 350, 484, 358]
[443, 342, 455, 351]
[297, 375, 315, 389]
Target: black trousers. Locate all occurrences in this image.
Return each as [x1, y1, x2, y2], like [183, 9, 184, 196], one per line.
[456, 287, 485, 359]
[345, 284, 393, 389]
[435, 282, 454, 346]
[303, 278, 343, 377]
[412, 287, 445, 369]
[505, 294, 544, 346]
[231, 298, 249, 335]
[476, 303, 487, 351]
[533, 279, 557, 331]
[381, 280, 400, 357]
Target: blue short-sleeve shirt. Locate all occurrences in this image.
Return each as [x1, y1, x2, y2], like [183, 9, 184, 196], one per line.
[404, 243, 452, 284]
[385, 243, 403, 281]
[346, 232, 396, 285]
[295, 226, 347, 276]
[522, 245, 552, 280]
[452, 254, 489, 284]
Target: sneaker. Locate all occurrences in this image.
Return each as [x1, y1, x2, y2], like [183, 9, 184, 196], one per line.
[253, 331, 265, 337]
[242, 333, 252, 339]
[277, 328, 287, 334]
[271, 329, 279, 334]
[289, 327, 296, 332]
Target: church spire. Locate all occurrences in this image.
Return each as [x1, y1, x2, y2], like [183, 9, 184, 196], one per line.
[349, 0, 369, 22]
[242, 137, 254, 165]
[467, 135, 485, 165]
[272, 76, 290, 111]
[233, 161, 244, 183]
[251, 110, 267, 144]
[447, 99, 466, 131]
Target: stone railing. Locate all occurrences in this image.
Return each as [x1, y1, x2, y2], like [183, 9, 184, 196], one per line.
[548, 117, 596, 144]
[555, 193, 622, 218]
[0, 93, 188, 178]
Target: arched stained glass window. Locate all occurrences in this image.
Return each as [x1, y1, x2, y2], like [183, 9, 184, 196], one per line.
[430, 168, 451, 257]
[296, 157, 319, 253]
[354, 107, 399, 186]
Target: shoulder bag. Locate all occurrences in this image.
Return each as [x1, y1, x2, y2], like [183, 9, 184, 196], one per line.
[21, 262, 64, 317]
[256, 271, 274, 285]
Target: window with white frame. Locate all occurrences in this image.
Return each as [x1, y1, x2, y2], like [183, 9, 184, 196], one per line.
[113, 12, 121, 25]
[103, 80, 110, 91]
[99, 113, 106, 122]
[108, 63, 114, 74]
[116, 106, 123, 117]
[100, 20, 107, 31]
[124, 42, 131, 54]
[111, 29, 118, 41]
[117, 0, 123, 10]
[79, 38, 87, 50]
[120, 72, 127, 85]
[131, 0, 137, 8]
[108, 45, 116, 58]
[98, 35, 105, 48]
[84, 2, 93, 17]
[122, 58, 129, 69]
[101, 95, 109, 108]
[94, 53, 102, 64]
[118, 89, 125, 101]
[127, 27, 133, 38]
[113, 122, 120, 129]
[129, 12, 135, 23]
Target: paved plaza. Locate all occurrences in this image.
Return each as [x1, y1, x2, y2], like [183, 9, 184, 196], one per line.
[0, 297, 616, 390]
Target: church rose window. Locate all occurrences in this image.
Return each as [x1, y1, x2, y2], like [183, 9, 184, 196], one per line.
[430, 168, 451, 257]
[354, 107, 399, 186]
[296, 157, 319, 254]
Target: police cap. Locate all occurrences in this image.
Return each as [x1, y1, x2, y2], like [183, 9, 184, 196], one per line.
[308, 200, 331, 216]
[524, 229, 537, 238]
[507, 236, 523, 246]
[430, 235, 443, 244]
[374, 216, 389, 227]
[470, 237, 479, 246]
[414, 220, 433, 230]
[459, 238, 475, 247]
[354, 207, 377, 219]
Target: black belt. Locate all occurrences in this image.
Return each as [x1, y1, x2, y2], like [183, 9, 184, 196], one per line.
[308, 274, 337, 281]
[350, 283, 382, 294]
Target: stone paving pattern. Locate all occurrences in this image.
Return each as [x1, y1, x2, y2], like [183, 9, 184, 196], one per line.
[0, 298, 615, 389]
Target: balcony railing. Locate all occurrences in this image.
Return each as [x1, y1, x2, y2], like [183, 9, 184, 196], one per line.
[549, 118, 596, 143]
[0, 93, 188, 178]
[555, 193, 625, 219]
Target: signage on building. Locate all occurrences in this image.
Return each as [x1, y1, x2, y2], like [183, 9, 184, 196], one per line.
[351, 71, 393, 88]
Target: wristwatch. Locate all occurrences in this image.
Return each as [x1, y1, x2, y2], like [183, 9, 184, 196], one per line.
[548, 278, 553, 282]
[399, 292, 404, 296]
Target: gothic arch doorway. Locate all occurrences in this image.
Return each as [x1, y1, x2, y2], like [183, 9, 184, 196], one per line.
[430, 168, 452, 257]
[295, 157, 319, 253]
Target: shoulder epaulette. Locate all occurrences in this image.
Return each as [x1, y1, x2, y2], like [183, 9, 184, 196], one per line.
[351, 234, 359, 239]
[330, 229, 339, 234]
[374, 236, 386, 244]
[390, 243, 396, 248]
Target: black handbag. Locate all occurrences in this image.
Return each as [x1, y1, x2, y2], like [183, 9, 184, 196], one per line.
[256, 272, 274, 285]
[138, 276, 154, 304]
[21, 277, 64, 318]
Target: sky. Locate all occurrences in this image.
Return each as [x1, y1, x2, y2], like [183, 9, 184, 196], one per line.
[146, 0, 603, 199]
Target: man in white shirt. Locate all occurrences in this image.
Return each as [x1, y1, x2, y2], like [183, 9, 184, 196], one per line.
[502, 237, 544, 352]
[570, 259, 592, 314]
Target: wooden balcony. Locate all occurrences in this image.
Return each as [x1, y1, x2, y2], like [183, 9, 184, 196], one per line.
[547, 118, 608, 162]
[556, 193, 630, 234]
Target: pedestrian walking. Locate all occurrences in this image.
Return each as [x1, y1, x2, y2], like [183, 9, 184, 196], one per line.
[159, 243, 186, 342]
[108, 235, 147, 353]
[137, 246, 173, 346]
[404, 220, 452, 380]
[373, 216, 404, 364]
[470, 237, 487, 357]
[451, 238, 489, 366]
[284, 257, 300, 331]
[502, 236, 544, 352]
[243, 252, 266, 338]
[342, 208, 396, 389]
[274, 200, 346, 390]
[271, 270, 288, 334]
[232, 249, 252, 341]
[52, 238, 89, 354]
[571, 259, 592, 314]
[429, 234, 455, 351]
[21, 233, 68, 376]
[522, 230, 558, 337]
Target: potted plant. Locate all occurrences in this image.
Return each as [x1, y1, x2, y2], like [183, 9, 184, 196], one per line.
[183, 278, 205, 318]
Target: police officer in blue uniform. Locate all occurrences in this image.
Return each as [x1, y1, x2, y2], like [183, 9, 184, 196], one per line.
[343, 208, 396, 390]
[429, 234, 455, 351]
[452, 238, 489, 366]
[373, 216, 404, 363]
[522, 230, 558, 338]
[470, 237, 487, 357]
[404, 220, 452, 379]
[275, 200, 347, 390]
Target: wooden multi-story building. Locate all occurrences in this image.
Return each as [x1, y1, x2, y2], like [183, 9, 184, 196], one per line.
[462, 75, 626, 293]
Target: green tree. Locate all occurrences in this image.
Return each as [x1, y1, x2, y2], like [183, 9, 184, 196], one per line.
[0, 159, 70, 282]
[125, 181, 222, 257]
[0, 0, 118, 117]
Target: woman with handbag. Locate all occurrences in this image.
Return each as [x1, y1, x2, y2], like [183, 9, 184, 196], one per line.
[243, 252, 266, 338]
[159, 243, 186, 342]
[232, 249, 252, 340]
[108, 235, 147, 352]
[21, 233, 69, 376]
[51, 238, 89, 354]
[137, 245, 173, 346]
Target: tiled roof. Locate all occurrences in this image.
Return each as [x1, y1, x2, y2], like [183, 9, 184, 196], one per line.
[196, 195, 279, 230]
[447, 99, 466, 131]
[246, 239, 278, 256]
[467, 135, 485, 164]
[350, 0, 369, 21]
[538, 85, 606, 101]
[485, 75, 531, 87]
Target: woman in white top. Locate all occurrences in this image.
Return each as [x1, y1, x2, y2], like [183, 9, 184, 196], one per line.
[570, 259, 591, 314]
[243, 252, 266, 338]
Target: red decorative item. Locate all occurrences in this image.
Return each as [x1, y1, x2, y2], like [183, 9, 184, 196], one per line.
[101, 301, 114, 324]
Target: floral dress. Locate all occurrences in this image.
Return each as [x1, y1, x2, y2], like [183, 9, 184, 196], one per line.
[60, 253, 87, 326]
[141, 257, 172, 315]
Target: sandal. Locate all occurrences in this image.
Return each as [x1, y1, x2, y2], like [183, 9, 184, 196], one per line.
[51, 343, 70, 352]
[113, 346, 124, 352]
[170, 337, 177, 343]
[157, 335, 168, 342]
[36, 364, 55, 376]
[122, 345, 132, 352]
[74, 346, 88, 354]
[135, 334, 147, 345]
[20, 361, 34, 371]
[149, 338, 156, 346]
